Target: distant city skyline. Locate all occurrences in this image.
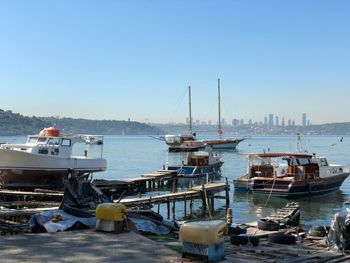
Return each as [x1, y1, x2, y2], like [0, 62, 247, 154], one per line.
[0, 1, 350, 124]
[157, 112, 310, 127]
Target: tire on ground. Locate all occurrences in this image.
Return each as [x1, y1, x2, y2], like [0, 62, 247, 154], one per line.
[230, 234, 259, 246]
[258, 218, 280, 231]
[268, 233, 296, 245]
[228, 226, 247, 235]
[308, 226, 327, 237]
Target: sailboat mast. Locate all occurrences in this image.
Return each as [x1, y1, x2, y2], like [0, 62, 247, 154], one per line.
[217, 78, 223, 136]
[188, 86, 192, 135]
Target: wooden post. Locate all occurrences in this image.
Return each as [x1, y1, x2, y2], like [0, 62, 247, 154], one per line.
[211, 196, 215, 211]
[227, 208, 233, 225]
[157, 192, 160, 214]
[149, 196, 152, 208]
[225, 177, 230, 210]
[172, 179, 176, 193]
[167, 197, 170, 219]
[184, 193, 187, 217]
[190, 199, 193, 215]
[172, 201, 176, 220]
[201, 184, 207, 211]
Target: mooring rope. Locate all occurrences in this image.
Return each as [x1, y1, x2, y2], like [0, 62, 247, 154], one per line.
[265, 178, 276, 206]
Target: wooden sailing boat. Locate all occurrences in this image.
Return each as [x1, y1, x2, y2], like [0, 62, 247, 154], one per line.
[164, 86, 206, 152]
[203, 79, 245, 149]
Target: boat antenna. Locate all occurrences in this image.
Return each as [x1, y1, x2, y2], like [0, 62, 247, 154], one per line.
[217, 78, 223, 137]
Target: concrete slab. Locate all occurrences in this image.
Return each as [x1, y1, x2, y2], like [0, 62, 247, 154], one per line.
[0, 230, 181, 263]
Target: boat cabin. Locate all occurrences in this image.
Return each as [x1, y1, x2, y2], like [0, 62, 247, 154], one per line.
[1, 127, 82, 159]
[247, 153, 344, 180]
[186, 151, 222, 166]
[164, 134, 196, 146]
[24, 135, 76, 158]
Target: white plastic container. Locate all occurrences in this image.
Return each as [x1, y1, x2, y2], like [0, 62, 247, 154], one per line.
[179, 220, 226, 245]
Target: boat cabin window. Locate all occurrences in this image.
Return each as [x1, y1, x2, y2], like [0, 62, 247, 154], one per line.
[27, 137, 38, 143]
[51, 148, 59, 155]
[48, 138, 60, 145]
[38, 147, 48, 154]
[320, 158, 328, 166]
[297, 158, 310, 165]
[37, 137, 48, 144]
[61, 139, 71, 147]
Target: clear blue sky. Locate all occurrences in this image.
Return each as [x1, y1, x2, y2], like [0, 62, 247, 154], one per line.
[0, 0, 349, 125]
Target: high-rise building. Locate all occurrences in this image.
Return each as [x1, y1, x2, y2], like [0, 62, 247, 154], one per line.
[232, 119, 239, 127]
[268, 114, 274, 126]
[264, 117, 268, 126]
[302, 113, 307, 126]
[275, 116, 279, 127]
[282, 117, 285, 127]
[288, 119, 291, 126]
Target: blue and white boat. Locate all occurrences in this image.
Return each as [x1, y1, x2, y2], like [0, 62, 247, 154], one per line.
[166, 150, 224, 177]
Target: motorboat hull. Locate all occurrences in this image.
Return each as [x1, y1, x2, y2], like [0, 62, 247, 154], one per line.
[234, 173, 350, 197]
[167, 162, 223, 177]
[0, 148, 106, 188]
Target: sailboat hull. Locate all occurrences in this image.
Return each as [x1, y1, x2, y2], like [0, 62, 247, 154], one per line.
[204, 139, 244, 149]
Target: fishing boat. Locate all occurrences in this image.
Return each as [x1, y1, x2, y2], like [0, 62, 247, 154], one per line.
[202, 79, 244, 150]
[165, 150, 224, 177]
[0, 127, 107, 188]
[234, 152, 350, 197]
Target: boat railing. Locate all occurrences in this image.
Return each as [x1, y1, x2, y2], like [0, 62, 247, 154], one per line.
[0, 144, 32, 150]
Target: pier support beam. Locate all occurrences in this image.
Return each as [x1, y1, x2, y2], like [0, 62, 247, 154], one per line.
[225, 177, 230, 210]
[167, 197, 170, 220]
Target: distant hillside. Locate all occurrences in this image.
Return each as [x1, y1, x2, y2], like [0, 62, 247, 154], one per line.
[0, 109, 163, 136]
[41, 117, 163, 135]
[0, 110, 48, 135]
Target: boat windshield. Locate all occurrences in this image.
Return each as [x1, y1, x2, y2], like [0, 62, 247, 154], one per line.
[37, 137, 48, 144]
[27, 136, 38, 144]
[48, 137, 60, 145]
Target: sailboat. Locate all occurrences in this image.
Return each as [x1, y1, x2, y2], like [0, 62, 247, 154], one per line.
[202, 79, 245, 149]
[164, 86, 206, 152]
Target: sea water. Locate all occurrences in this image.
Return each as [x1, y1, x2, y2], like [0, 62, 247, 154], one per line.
[2, 134, 350, 229]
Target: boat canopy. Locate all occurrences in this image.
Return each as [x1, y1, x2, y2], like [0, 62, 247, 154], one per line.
[256, 153, 313, 159]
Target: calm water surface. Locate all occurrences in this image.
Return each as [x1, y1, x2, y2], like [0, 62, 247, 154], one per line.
[2, 135, 350, 229]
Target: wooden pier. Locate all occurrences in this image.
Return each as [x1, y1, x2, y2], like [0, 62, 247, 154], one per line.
[120, 181, 230, 219]
[92, 170, 179, 197]
[93, 169, 220, 199]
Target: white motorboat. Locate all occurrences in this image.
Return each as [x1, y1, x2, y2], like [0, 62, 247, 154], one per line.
[82, 135, 104, 145]
[0, 127, 107, 188]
